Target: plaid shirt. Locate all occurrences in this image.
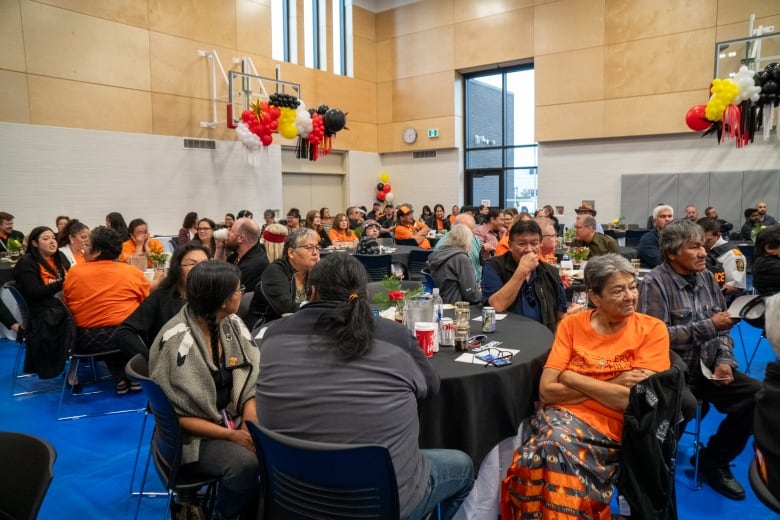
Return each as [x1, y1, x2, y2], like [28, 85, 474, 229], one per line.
[637, 262, 737, 372]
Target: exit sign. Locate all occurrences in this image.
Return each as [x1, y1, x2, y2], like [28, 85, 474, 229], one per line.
[428, 129, 439, 138]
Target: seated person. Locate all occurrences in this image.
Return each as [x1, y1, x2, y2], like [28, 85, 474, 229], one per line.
[638, 204, 673, 268]
[0, 212, 25, 253]
[481, 220, 568, 332]
[357, 219, 381, 254]
[0, 298, 22, 339]
[473, 208, 503, 254]
[12, 226, 71, 378]
[741, 207, 761, 240]
[570, 214, 619, 258]
[754, 293, 780, 503]
[256, 254, 474, 520]
[247, 228, 320, 330]
[304, 209, 332, 248]
[190, 218, 217, 256]
[700, 218, 746, 299]
[328, 213, 358, 243]
[217, 217, 269, 291]
[285, 208, 301, 231]
[427, 224, 482, 304]
[57, 219, 90, 266]
[64, 226, 150, 394]
[425, 204, 451, 233]
[753, 224, 780, 297]
[118, 218, 165, 267]
[347, 205, 366, 231]
[501, 254, 670, 519]
[394, 206, 431, 249]
[149, 261, 260, 520]
[178, 211, 198, 245]
[105, 211, 128, 241]
[378, 203, 396, 238]
[112, 243, 209, 359]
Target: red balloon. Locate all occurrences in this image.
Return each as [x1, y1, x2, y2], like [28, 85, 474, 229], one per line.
[383, 184, 391, 193]
[260, 134, 273, 146]
[685, 104, 710, 131]
[377, 191, 386, 201]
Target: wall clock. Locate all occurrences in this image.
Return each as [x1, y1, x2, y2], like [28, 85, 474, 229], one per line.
[402, 127, 417, 144]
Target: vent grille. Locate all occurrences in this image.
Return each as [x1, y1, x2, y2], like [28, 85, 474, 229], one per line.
[413, 151, 436, 159]
[183, 138, 216, 150]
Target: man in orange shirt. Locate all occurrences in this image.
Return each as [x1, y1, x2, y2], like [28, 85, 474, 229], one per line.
[394, 206, 431, 249]
[0, 211, 24, 253]
[64, 226, 150, 394]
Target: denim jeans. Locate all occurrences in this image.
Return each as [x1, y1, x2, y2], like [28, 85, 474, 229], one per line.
[405, 449, 475, 520]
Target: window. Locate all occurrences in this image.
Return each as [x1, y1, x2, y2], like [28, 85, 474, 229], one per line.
[273, 0, 352, 77]
[464, 65, 536, 212]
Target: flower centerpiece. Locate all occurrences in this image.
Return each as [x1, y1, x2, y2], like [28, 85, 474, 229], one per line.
[6, 238, 22, 259]
[570, 246, 590, 264]
[147, 251, 170, 269]
[563, 228, 575, 247]
[372, 275, 423, 320]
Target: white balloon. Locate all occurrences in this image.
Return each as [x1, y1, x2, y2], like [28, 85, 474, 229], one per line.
[385, 192, 395, 203]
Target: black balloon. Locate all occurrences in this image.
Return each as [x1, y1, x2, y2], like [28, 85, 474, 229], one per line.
[323, 108, 347, 134]
[376, 183, 384, 191]
[317, 104, 329, 115]
[763, 80, 779, 95]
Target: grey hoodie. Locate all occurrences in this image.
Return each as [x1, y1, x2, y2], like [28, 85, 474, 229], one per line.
[427, 245, 482, 304]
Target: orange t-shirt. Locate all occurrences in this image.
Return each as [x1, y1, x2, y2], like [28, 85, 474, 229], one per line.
[394, 224, 430, 249]
[118, 238, 164, 266]
[39, 257, 61, 285]
[544, 310, 670, 441]
[63, 260, 150, 328]
[495, 236, 510, 256]
[328, 228, 357, 242]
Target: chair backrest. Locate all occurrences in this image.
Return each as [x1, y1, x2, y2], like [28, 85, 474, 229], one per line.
[625, 229, 649, 247]
[407, 249, 432, 280]
[237, 291, 254, 323]
[246, 422, 400, 520]
[2, 282, 30, 328]
[394, 238, 418, 246]
[749, 457, 780, 513]
[125, 354, 183, 488]
[0, 431, 56, 520]
[420, 268, 436, 292]
[355, 254, 393, 282]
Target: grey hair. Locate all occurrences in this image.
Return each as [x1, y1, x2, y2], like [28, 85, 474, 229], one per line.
[584, 253, 635, 295]
[283, 227, 319, 258]
[653, 204, 674, 220]
[660, 219, 704, 261]
[533, 217, 555, 235]
[443, 224, 473, 252]
[578, 215, 597, 229]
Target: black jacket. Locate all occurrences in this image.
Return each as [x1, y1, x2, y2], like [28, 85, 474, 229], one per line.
[754, 361, 780, 503]
[227, 242, 269, 292]
[111, 287, 185, 359]
[619, 359, 685, 520]
[247, 257, 299, 330]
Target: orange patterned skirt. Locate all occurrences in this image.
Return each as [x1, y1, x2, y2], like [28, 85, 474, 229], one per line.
[501, 406, 620, 520]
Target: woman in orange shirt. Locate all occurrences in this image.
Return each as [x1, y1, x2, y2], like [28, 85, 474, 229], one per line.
[57, 219, 90, 266]
[327, 213, 357, 243]
[118, 218, 165, 266]
[502, 254, 670, 520]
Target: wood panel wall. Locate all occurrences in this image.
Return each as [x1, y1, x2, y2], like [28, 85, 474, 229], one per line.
[1, 0, 779, 152]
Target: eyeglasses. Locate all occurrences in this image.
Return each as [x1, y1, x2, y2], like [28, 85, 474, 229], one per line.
[197, 227, 212, 232]
[542, 234, 557, 238]
[235, 285, 246, 295]
[296, 244, 321, 253]
[471, 348, 513, 368]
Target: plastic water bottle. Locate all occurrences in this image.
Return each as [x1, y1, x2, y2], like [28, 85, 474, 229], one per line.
[431, 288, 443, 352]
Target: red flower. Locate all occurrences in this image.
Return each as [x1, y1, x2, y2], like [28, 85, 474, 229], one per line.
[388, 290, 405, 301]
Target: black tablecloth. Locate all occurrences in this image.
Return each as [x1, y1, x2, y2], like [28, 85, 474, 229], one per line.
[320, 244, 426, 269]
[555, 246, 637, 261]
[418, 309, 553, 471]
[0, 263, 14, 285]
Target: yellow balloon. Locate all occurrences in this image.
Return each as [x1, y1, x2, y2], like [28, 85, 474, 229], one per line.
[280, 123, 298, 139]
[380, 172, 390, 183]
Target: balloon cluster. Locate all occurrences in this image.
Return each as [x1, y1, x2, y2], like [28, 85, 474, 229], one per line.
[270, 93, 300, 139]
[295, 105, 348, 161]
[684, 64, 780, 148]
[238, 100, 280, 147]
[375, 172, 395, 203]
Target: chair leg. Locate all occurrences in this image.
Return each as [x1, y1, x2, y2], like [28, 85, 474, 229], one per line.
[691, 401, 703, 491]
[745, 334, 766, 375]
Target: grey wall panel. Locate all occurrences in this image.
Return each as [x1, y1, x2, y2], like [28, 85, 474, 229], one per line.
[741, 170, 780, 222]
[677, 173, 710, 218]
[621, 174, 649, 228]
[708, 171, 744, 230]
[649, 174, 680, 218]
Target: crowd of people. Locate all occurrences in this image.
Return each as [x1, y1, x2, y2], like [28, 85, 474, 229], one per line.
[1, 196, 779, 518]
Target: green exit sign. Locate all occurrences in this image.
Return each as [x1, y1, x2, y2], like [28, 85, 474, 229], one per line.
[427, 129, 439, 138]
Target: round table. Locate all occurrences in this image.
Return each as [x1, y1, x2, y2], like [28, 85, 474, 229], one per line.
[0, 262, 15, 285]
[418, 309, 554, 471]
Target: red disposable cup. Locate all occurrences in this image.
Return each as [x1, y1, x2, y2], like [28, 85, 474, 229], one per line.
[414, 322, 436, 357]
